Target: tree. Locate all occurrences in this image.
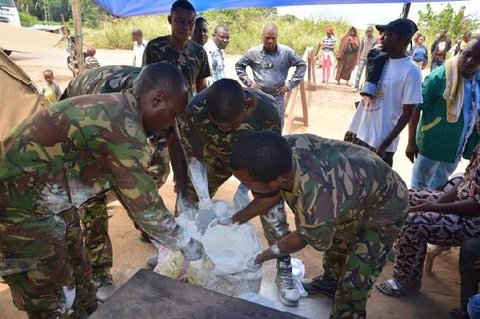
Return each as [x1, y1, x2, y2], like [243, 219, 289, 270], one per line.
[417, 4, 480, 42]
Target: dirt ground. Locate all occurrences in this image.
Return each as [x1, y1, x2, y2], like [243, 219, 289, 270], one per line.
[0, 47, 469, 318]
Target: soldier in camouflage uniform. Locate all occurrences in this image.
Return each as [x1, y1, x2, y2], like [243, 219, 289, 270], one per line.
[60, 65, 174, 301]
[60, 65, 141, 99]
[142, 0, 211, 269]
[143, 0, 210, 97]
[180, 79, 300, 306]
[230, 132, 409, 319]
[0, 63, 203, 318]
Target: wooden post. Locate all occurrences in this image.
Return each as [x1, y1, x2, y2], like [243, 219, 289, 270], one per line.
[71, 0, 85, 73]
[284, 80, 309, 129]
[307, 48, 316, 89]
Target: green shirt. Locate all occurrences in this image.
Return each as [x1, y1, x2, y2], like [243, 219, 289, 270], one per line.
[143, 35, 210, 95]
[280, 134, 408, 251]
[0, 92, 184, 250]
[416, 65, 479, 162]
[180, 88, 281, 164]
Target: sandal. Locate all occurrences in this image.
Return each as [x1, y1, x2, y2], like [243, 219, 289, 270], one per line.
[376, 279, 410, 297]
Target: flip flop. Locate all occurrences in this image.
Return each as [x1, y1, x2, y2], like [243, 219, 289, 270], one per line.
[376, 279, 408, 297]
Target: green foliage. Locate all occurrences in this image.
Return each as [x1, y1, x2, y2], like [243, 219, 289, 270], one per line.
[15, 0, 108, 26]
[84, 8, 351, 55]
[19, 11, 40, 26]
[84, 15, 170, 48]
[417, 4, 480, 44]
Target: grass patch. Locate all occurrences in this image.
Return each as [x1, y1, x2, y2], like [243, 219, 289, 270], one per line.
[84, 10, 352, 55]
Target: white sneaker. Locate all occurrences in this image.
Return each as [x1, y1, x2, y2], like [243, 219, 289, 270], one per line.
[93, 274, 114, 302]
[275, 259, 300, 307]
[146, 254, 159, 268]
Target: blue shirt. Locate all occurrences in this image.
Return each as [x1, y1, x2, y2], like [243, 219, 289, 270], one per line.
[411, 44, 428, 63]
[458, 71, 480, 157]
[235, 44, 307, 95]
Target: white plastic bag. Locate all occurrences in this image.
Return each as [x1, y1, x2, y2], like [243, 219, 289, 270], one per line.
[154, 200, 263, 297]
[291, 258, 308, 297]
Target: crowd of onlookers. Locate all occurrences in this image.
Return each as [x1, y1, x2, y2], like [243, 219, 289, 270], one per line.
[7, 0, 480, 318]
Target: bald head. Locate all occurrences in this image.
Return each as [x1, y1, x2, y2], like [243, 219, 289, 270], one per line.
[206, 79, 246, 123]
[262, 23, 278, 52]
[458, 36, 480, 78]
[213, 24, 230, 50]
[263, 23, 278, 34]
[214, 24, 229, 34]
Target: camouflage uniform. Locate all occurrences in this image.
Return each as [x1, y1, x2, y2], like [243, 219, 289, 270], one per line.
[180, 87, 291, 244]
[0, 92, 187, 318]
[142, 35, 211, 187]
[280, 134, 409, 319]
[61, 65, 170, 280]
[143, 35, 210, 97]
[61, 65, 141, 99]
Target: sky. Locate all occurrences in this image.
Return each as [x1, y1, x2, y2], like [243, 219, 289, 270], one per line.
[276, 1, 478, 27]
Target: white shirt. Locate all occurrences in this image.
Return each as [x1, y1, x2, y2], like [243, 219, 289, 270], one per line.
[204, 39, 225, 84]
[348, 57, 423, 152]
[133, 39, 148, 67]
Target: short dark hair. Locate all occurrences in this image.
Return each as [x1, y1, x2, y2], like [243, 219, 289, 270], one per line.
[135, 62, 187, 94]
[231, 131, 292, 183]
[195, 16, 207, 25]
[206, 79, 246, 122]
[171, 0, 195, 14]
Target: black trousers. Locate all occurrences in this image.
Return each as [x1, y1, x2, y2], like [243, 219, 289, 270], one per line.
[351, 137, 394, 167]
[460, 239, 480, 310]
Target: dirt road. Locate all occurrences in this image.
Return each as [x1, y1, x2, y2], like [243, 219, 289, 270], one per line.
[0, 47, 465, 318]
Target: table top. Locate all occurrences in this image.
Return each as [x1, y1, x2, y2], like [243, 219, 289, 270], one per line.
[90, 269, 306, 319]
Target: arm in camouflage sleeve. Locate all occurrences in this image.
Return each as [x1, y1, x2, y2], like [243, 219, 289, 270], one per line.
[232, 193, 282, 224]
[110, 161, 190, 250]
[255, 231, 308, 263]
[164, 125, 188, 196]
[142, 42, 152, 66]
[295, 220, 337, 251]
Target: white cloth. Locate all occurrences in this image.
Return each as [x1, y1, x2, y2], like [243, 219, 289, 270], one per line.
[348, 57, 423, 152]
[133, 39, 148, 67]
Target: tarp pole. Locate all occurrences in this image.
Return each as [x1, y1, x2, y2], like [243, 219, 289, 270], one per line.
[401, 2, 411, 18]
[72, 0, 85, 73]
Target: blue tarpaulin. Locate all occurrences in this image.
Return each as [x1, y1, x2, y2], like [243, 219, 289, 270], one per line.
[93, 0, 460, 17]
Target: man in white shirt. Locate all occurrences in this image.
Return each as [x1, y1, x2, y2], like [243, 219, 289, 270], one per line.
[132, 28, 148, 67]
[347, 18, 423, 166]
[204, 24, 230, 84]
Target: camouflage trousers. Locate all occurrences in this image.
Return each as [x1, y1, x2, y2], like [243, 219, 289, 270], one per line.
[323, 208, 407, 318]
[1, 207, 97, 318]
[80, 140, 170, 277]
[79, 194, 112, 279]
[186, 153, 290, 245]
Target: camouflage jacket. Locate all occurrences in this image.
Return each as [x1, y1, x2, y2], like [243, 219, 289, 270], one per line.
[143, 35, 210, 95]
[180, 87, 281, 164]
[280, 134, 409, 251]
[61, 65, 141, 100]
[0, 92, 185, 250]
